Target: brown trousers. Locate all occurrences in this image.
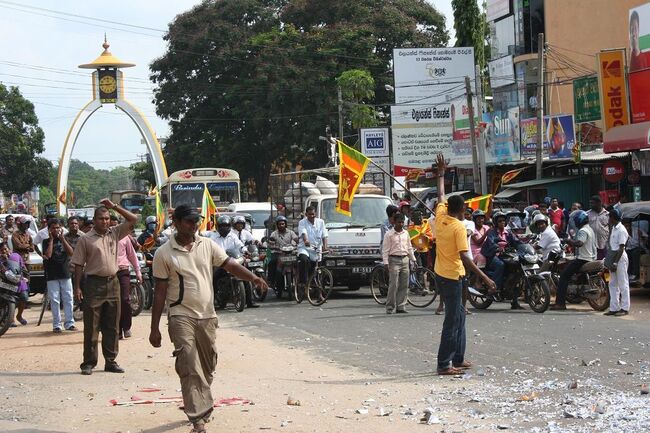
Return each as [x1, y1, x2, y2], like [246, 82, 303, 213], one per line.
[168, 315, 219, 424]
[80, 275, 120, 369]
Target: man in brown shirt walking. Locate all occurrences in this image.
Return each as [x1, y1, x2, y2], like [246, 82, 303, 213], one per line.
[72, 199, 137, 375]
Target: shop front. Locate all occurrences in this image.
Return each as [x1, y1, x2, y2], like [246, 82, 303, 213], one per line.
[603, 121, 650, 201]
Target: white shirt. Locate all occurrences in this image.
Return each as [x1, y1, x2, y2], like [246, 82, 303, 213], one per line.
[233, 228, 255, 244]
[297, 217, 328, 261]
[202, 231, 245, 256]
[462, 219, 475, 260]
[538, 225, 561, 260]
[609, 222, 629, 252]
[575, 225, 597, 262]
[587, 208, 609, 250]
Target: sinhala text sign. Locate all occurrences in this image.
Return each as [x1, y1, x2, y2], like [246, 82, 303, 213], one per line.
[391, 47, 475, 175]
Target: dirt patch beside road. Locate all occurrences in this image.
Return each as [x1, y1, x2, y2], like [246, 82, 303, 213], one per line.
[0, 300, 497, 433]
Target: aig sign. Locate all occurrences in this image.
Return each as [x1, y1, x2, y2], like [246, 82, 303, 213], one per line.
[360, 128, 390, 157]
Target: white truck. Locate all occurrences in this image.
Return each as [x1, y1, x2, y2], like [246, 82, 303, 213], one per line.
[270, 169, 391, 290]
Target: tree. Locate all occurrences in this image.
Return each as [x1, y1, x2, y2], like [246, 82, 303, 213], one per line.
[129, 159, 156, 189]
[0, 83, 51, 195]
[452, 0, 486, 70]
[337, 69, 378, 131]
[151, 0, 448, 200]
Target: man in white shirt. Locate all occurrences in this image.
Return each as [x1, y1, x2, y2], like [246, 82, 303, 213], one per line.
[382, 212, 416, 314]
[605, 209, 630, 316]
[203, 216, 245, 255]
[297, 206, 328, 293]
[231, 215, 256, 245]
[534, 214, 561, 262]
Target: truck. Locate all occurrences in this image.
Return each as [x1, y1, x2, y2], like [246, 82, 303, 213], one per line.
[270, 168, 391, 290]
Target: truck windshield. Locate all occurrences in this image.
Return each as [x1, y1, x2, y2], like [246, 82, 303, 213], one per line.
[321, 197, 392, 228]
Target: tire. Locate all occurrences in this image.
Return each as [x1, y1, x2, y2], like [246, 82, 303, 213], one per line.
[233, 281, 246, 312]
[369, 266, 389, 305]
[467, 275, 494, 310]
[0, 300, 16, 337]
[527, 278, 551, 313]
[143, 279, 154, 310]
[587, 275, 610, 311]
[130, 282, 145, 317]
[73, 298, 84, 322]
[307, 268, 333, 306]
[407, 267, 438, 308]
[252, 280, 267, 302]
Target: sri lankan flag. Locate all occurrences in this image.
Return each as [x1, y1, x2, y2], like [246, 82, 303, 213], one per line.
[465, 194, 493, 213]
[199, 185, 218, 232]
[572, 141, 581, 163]
[501, 168, 525, 185]
[335, 140, 369, 216]
[407, 220, 433, 252]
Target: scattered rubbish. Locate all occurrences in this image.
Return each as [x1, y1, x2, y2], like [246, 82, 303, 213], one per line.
[286, 397, 301, 406]
[618, 360, 627, 366]
[476, 368, 486, 377]
[378, 407, 392, 416]
[420, 407, 440, 425]
[568, 380, 578, 390]
[593, 401, 607, 415]
[280, 420, 288, 427]
[137, 388, 162, 393]
[497, 424, 510, 430]
[641, 384, 649, 395]
[355, 408, 369, 415]
[517, 392, 538, 402]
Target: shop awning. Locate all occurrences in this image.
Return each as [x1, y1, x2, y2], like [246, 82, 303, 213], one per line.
[494, 188, 522, 199]
[504, 177, 574, 189]
[603, 121, 650, 153]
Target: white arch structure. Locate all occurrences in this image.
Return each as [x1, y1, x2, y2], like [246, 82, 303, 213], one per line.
[57, 43, 167, 215]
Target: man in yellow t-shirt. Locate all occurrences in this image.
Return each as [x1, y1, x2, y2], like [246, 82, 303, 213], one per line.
[433, 154, 495, 376]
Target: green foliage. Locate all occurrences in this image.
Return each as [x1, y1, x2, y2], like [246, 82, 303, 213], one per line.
[337, 70, 378, 129]
[151, 0, 448, 199]
[129, 160, 156, 189]
[452, 0, 486, 69]
[0, 83, 51, 194]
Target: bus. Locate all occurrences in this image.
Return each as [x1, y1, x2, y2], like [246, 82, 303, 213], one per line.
[161, 168, 241, 211]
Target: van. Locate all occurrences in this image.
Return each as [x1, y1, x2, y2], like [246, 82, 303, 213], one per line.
[226, 203, 277, 241]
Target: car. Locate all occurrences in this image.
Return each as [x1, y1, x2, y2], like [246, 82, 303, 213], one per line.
[226, 202, 277, 241]
[0, 213, 46, 294]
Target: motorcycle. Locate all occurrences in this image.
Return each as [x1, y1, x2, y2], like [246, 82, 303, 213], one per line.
[139, 251, 155, 310]
[469, 243, 551, 313]
[0, 271, 21, 337]
[213, 248, 247, 312]
[244, 244, 267, 302]
[129, 263, 145, 317]
[272, 245, 297, 299]
[546, 248, 610, 311]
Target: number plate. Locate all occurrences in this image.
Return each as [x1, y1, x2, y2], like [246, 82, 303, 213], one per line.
[248, 261, 264, 267]
[280, 256, 297, 263]
[352, 267, 373, 274]
[0, 281, 19, 293]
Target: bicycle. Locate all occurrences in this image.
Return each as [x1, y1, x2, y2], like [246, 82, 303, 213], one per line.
[293, 247, 334, 306]
[369, 261, 437, 308]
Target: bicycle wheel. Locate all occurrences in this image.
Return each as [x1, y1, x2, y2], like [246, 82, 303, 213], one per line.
[307, 267, 334, 306]
[369, 265, 388, 305]
[293, 279, 305, 304]
[407, 267, 438, 308]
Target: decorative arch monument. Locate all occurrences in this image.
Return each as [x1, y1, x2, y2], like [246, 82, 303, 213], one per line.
[56, 37, 168, 215]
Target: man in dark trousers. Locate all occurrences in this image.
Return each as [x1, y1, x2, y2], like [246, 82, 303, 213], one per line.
[72, 198, 137, 375]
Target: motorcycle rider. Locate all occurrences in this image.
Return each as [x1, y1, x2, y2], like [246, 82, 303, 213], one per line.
[551, 210, 597, 311]
[481, 211, 524, 309]
[137, 216, 163, 251]
[232, 215, 256, 245]
[267, 216, 298, 290]
[204, 215, 258, 308]
[534, 213, 561, 271]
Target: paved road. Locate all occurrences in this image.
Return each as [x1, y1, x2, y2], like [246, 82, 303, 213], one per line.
[219, 286, 650, 432]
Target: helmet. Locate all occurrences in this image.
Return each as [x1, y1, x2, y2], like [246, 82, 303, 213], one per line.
[232, 215, 246, 225]
[573, 210, 589, 227]
[609, 208, 622, 221]
[533, 214, 547, 224]
[145, 216, 157, 225]
[492, 211, 506, 222]
[472, 210, 485, 220]
[216, 215, 232, 226]
[275, 215, 287, 223]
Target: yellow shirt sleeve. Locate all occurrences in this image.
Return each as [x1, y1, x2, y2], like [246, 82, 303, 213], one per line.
[455, 224, 468, 253]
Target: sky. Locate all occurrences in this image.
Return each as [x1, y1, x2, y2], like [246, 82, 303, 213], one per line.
[0, 0, 456, 171]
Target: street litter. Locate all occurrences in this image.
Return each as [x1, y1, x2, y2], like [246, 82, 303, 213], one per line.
[286, 397, 301, 406]
[517, 392, 538, 402]
[355, 408, 369, 415]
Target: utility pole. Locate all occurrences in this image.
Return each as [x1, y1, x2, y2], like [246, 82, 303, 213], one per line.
[475, 64, 487, 195]
[337, 86, 344, 143]
[465, 76, 481, 194]
[536, 33, 545, 180]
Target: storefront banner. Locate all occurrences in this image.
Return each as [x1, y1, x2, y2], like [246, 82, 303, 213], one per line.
[629, 3, 650, 72]
[487, 0, 511, 22]
[488, 55, 515, 89]
[629, 68, 650, 123]
[573, 76, 601, 123]
[597, 49, 630, 131]
[545, 114, 576, 160]
[520, 118, 549, 158]
[482, 108, 521, 163]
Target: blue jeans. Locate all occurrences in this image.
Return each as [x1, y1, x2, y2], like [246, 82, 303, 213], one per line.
[435, 274, 466, 370]
[47, 278, 74, 330]
[486, 256, 505, 290]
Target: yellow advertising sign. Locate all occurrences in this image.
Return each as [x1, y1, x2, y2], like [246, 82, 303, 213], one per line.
[597, 50, 630, 131]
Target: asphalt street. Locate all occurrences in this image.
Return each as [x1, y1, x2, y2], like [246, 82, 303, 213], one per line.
[218, 286, 650, 432]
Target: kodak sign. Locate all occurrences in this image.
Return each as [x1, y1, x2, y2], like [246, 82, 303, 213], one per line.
[597, 50, 630, 131]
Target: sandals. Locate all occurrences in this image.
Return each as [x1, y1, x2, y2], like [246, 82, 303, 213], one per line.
[437, 366, 464, 375]
[453, 360, 472, 369]
[190, 427, 206, 433]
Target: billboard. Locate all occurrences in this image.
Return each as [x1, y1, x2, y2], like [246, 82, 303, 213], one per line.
[597, 49, 630, 131]
[629, 3, 650, 72]
[488, 55, 515, 89]
[520, 118, 549, 158]
[573, 76, 601, 123]
[360, 128, 389, 157]
[487, 0, 511, 22]
[391, 48, 475, 173]
[545, 114, 576, 160]
[629, 68, 650, 123]
[482, 108, 521, 163]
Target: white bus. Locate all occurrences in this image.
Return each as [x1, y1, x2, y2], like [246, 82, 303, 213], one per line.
[161, 168, 241, 212]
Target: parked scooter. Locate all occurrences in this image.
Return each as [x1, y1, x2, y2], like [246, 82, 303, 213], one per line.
[214, 248, 247, 312]
[469, 243, 551, 313]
